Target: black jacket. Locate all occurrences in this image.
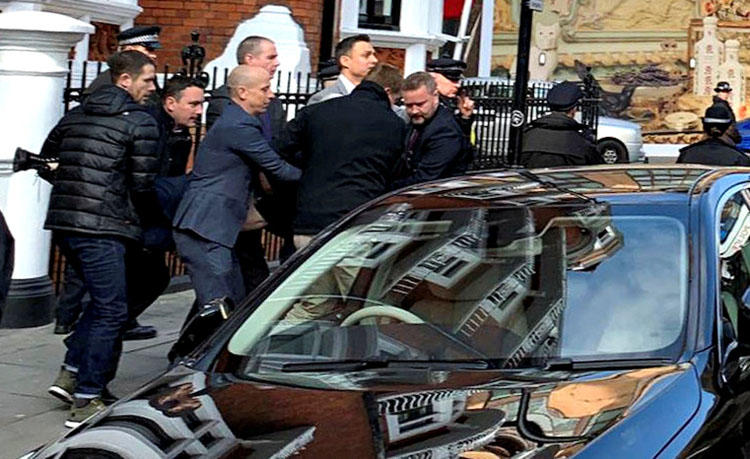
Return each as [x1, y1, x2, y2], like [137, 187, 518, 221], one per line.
[677, 137, 750, 166]
[151, 105, 192, 177]
[519, 112, 603, 168]
[206, 84, 287, 149]
[42, 85, 161, 241]
[391, 104, 471, 190]
[280, 81, 406, 235]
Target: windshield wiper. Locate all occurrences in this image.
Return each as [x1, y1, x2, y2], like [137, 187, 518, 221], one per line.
[543, 357, 675, 371]
[280, 358, 490, 373]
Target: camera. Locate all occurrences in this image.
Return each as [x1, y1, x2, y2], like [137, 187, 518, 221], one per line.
[13, 147, 57, 182]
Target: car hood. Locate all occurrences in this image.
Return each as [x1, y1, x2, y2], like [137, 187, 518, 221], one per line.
[33, 363, 700, 458]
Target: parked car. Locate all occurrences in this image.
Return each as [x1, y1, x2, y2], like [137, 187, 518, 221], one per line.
[475, 111, 644, 165]
[23, 165, 750, 458]
[463, 77, 645, 164]
[735, 117, 750, 151]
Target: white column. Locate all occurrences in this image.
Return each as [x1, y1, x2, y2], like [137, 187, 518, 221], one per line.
[400, 0, 431, 74]
[405, 43, 427, 75]
[339, 0, 359, 30]
[73, 15, 92, 68]
[0, 10, 94, 327]
[478, 0, 495, 76]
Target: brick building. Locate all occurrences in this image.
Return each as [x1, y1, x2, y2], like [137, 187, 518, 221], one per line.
[135, 0, 335, 72]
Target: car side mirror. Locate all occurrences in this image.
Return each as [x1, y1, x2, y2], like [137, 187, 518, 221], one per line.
[168, 297, 235, 365]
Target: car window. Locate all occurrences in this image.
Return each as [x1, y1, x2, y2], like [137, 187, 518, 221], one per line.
[227, 203, 688, 374]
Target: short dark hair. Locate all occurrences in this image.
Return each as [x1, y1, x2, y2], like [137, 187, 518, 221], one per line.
[108, 50, 154, 83]
[236, 36, 273, 64]
[334, 34, 371, 69]
[402, 71, 436, 93]
[365, 64, 403, 94]
[163, 74, 205, 101]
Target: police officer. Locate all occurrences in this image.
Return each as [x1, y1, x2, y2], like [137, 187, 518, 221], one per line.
[426, 57, 475, 137]
[713, 81, 741, 144]
[519, 80, 603, 168]
[677, 103, 750, 166]
[84, 26, 162, 100]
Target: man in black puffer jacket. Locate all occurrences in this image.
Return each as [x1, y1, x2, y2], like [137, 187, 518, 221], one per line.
[43, 51, 161, 428]
[519, 81, 603, 168]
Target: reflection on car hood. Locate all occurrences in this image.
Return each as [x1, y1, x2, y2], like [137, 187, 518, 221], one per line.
[34, 363, 699, 458]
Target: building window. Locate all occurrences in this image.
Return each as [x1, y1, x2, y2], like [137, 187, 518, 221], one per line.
[358, 0, 401, 31]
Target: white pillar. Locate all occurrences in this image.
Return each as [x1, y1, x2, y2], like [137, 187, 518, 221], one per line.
[0, 10, 94, 328]
[405, 43, 427, 75]
[478, 0, 495, 77]
[400, 0, 431, 74]
[73, 15, 92, 68]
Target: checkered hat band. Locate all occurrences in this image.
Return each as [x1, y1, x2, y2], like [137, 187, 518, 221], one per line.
[704, 117, 732, 124]
[119, 34, 159, 46]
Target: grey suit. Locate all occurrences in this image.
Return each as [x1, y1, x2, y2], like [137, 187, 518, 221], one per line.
[173, 102, 300, 306]
[306, 76, 350, 106]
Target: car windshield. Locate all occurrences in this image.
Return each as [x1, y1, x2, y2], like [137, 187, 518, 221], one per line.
[227, 200, 688, 374]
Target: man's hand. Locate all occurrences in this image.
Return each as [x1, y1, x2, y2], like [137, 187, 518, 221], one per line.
[458, 94, 475, 119]
[259, 171, 273, 194]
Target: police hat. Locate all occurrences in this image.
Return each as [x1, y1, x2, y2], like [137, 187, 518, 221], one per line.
[703, 103, 733, 124]
[426, 57, 467, 82]
[547, 81, 583, 112]
[714, 81, 732, 93]
[117, 26, 162, 49]
[317, 58, 339, 81]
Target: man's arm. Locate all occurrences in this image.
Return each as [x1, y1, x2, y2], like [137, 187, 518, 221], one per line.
[277, 108, 309, 167]
[129, 115, 167, 226]
[40, 120, 64, 160]
[231, 119, 301, 182]
[391, 128, 462, 189]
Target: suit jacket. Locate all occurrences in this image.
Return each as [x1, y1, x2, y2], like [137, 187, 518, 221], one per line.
[306, 76, 349, 106]
[173, 103, 301, 248]
[281, 81, 406, 234]
[391, 104, 471, 190]
[206, 85, 287, 149]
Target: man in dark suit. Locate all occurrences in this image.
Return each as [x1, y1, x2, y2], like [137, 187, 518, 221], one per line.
[205, 35, 293, 293]
[306, 34, 378, 106]
[281, 63, 406, 249]
[173, 65, 300, 311]
[392, 72, 472, 189]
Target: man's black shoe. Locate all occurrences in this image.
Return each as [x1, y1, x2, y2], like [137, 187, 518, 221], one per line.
[101, 388, 118, 405]
[122, 324, 157, 341]
[54, 323, 74, 335]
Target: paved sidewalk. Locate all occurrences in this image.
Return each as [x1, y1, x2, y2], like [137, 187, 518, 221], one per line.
[0, 290, 194, 458]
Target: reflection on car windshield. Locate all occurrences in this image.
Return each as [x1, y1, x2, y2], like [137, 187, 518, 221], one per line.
[228, 202, 687, 373]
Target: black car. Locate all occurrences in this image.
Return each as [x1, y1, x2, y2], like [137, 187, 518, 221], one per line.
[23, 165, 750, 458]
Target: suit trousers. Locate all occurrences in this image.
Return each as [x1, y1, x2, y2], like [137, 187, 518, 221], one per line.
[173, 229, 245, 310]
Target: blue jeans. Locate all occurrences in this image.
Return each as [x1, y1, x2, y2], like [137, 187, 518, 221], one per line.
[59, 234, 129, 397]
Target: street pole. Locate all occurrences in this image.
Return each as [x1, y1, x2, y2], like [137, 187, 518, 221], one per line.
[507, 0, 536, 166]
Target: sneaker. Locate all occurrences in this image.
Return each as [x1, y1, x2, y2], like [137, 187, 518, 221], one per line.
[65, 397, 107, 428]
[48, 368, 76, 404]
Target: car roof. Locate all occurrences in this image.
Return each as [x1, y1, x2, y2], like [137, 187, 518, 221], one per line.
[382, 165, 750, 208]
